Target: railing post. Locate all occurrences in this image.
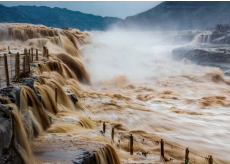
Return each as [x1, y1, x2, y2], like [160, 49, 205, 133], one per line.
[25, 54, 27, 73]
[26, 54, 30, 73]
[161, 139, 164, 159]
[31, 48, 33, 62]
[8, 46, 11, 54]
[36, 49, 38, 61]
[43, 46, 46, 57]
[24, 48, 27, 55]
[23, 56, 25, 75]
[24, 48, 27, 73]
[4, 54, 10, 87]
[130, 134, 133, 155]
[15, 53, 20, 81]
[111, 127, 114, 142]
[103, 122, 106, 135]
[28, 53, 30, 73]
[209, 155, 213, 164]
[185, 148, 189, 164]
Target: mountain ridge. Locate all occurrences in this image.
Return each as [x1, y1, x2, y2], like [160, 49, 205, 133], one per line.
[0, 4, 122, 31]
[2, 2, 230, 31]
[123, 1, 230, 30]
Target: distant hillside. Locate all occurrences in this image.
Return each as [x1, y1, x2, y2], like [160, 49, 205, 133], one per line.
[2, 2, 230, 31]
[0, 4, 30, 23]
[0, 5, 122, 31]
[123, 1, 230, 30]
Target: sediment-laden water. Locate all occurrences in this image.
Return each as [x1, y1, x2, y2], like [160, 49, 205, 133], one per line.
[82, 30, 230, 164]
[0, 24, 229, 164]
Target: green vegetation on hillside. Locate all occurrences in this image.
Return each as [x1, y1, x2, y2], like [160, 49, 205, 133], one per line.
[0, 5, 121, 31]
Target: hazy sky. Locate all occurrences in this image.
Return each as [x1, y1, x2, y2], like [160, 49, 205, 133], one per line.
[0, 1, 161, 19]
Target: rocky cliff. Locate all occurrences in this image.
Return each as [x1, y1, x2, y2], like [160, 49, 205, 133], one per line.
[123, 1, 230, 30]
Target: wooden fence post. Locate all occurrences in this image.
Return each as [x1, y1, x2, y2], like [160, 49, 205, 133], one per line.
[26, 54, 30, 73]
[103, 122, 106, 135]
[24, 48, 27, 55]
[4, 54, 10, 87]
[111, 127, 114, 142]
[24, 48, 27, 72]
[185, 148, 189, 164]
[161, 139, 164, 159]
[209, 155, 213, 164]
[28, 54, 30, 72]
[23, 56, 25, 75]
[8, 46, 11, 54]
[25, 54, 27, 73]
[43, 46, 46, 57]
[130, 134, 133, 155]
[31, 48, 33, 62]
[36, 49, 38, 61]
[15, 53, 20, 81]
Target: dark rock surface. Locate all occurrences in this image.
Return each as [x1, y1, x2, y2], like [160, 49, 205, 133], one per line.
[0, 78, 41, 104]
[0, 87, 18, 104]
[172, 44, 230, 74]
[0, 104, 23, 164]
[67, 92, 78, 105]
[196, 30, 230, 44]
[33, 144, 94, 164]
[173, 45, 230, 63]
[0, 104, 12, 155]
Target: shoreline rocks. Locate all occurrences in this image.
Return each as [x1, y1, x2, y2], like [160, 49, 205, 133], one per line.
[172, 44, 230, 74]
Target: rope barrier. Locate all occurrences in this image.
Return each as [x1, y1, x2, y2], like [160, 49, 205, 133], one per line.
[100, 123, 219, 164]
[190, 151, 207, 159]
[164, 142, 184, 150]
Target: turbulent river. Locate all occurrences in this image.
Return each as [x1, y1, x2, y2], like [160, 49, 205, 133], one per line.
[0, 24, 229, 164]
[82, 30, 230, 163]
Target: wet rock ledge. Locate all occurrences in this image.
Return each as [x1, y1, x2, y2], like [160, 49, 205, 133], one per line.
[0, 78, 119, 164]
[0, 79, 93, 164]
[172, 44, 230, 73]
[0, 104, 24, 164]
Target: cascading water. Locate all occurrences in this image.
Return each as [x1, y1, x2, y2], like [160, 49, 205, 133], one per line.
[12, 110, 34, 164]
[0, 97, 34, 164]
[0, 23, 229, 164]
[93, 144, 121, 164]
[191, 31, 213, 44]
[0, 23, 122, 164]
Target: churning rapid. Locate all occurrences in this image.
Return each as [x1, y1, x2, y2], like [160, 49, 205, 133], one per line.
[0, 23, 229, 164]
[83, 30, 230, 164]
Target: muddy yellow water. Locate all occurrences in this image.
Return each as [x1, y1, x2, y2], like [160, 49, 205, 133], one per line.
[81, 30, 230, 164]
[0, 24, 229, 164]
